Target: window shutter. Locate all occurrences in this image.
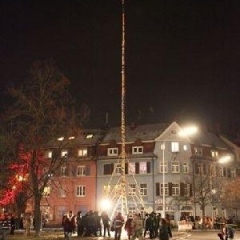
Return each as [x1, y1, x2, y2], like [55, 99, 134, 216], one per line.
[156, 183, 160, 196]
[125, 163, 128, 174]
[180, 182, 185, 196]
[136, 162, 139, 174]
[147, 162, 151, 173]
[168, 182, 172, 196]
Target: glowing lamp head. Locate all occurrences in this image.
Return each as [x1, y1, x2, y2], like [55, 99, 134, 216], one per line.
[100, 199, 112, 211]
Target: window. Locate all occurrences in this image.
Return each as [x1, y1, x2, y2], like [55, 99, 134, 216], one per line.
[194, 147, 203, 156]
[160, 183, 168, 196]
[183, 145, 188, 151]
[231, 169, 236, 178]
[61, 166, 67, 176]
[129, 184, 136, 196]
[47, 151, 52, 158]
[171, 142, 179, 152]
[160, 161, 168, 173]
[132, 146, 143, 154]
[140, 184, 147, 196]
[172, 183, 180, 196]
[76, 165, 86, 176]
[171, 161, 180, 173]
[78, 148, 88, 157]
[184, 184, 191, 196]
[61, 150, 68, 157]
[182, 162, 189, 173]
[114, 163, 121, 174]
[59, 187, 66, 198]
[108, 148, 118, 156]
[43, 186, 51, 197]
[129, 162, 136, 174]
[103, 164, 114, 175]
[76, 185, 86, 197]
[86, 133, 93, 139]
[211, 150, 218, 158]
[139, 162, 147, 174]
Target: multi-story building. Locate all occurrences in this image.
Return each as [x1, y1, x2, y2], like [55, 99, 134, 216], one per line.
[37, 122, 238, 225]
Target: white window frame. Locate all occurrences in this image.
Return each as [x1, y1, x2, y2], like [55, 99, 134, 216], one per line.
[171, 142, 179, 153]
[160, 161, 168, 173]
[140, 183, 147, 196]
[172, 183, 180, 196]
[160, 183, 168, 196]
[76, 185, 86, 197]
[76, 165, 86, 176]
[128, 184, 136, 196]
[107, 148, 118, 156]
[114, 163, 121, 174]
[171, 161, 180, 173]
[132, 146, 143, 155]
[184, 184, 191, 196]
[78, 148, 88, 157]
[43, 186, 51, 197]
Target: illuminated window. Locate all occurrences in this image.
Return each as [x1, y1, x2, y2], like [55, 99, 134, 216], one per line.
[194, 147, 203, 156]
[140, 183, 147, 196]
[129, 184, 136, 196]
[43, 186, 51, 197]
[139, 162, 147, 174]
[47, 151, 52, 158]
[129, 162, 136, 174]
[78, 148, 88, 157]
[171, 142, 179, 152]
[211, 151, 218, 158]
[108, 148, 118, 156]
[76, 185, 86, 197]
[76, 166, 86, 176]
[172, 183, 180, 196]
[171, 161, 180, 173]
[132, 146, 143, 154]
[86, 133, 93, 139]
[61, 150, 68, 157]
[183, 162, 189, 173]
[231, 169, 236, 178]
[183, 145, 188, 151]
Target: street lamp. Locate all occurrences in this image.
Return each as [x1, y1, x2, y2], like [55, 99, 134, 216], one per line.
[161, 125, 198, 218]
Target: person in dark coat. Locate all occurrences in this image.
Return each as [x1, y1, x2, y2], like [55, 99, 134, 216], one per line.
[102, 211, 111, 237]
[62, 211, 76, 240]
[159, 218, 172, 240]
[124, 215, 133, 240]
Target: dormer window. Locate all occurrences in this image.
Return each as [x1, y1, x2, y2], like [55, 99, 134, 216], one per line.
[78, 148, 88, 157]
[132, 146, 143, 154]
[47, 151, 52, 158]
[211, 150, 218, 158]
[61, 150, 68, 157]
[86, 133, 93, 139]
[108, 148, 118, 156]
[194, 147, 203, 156]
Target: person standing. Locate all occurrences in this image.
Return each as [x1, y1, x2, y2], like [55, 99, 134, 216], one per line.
[102, 211, 111, 237]
[62, 211, 76, 240]
[159, 218, 172, 240]
[131, 213, 143, 240]
[124, 214, 133, 240]
[113, 212, 124, 240]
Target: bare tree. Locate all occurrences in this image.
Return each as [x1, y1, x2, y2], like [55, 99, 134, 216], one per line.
[0, 60, 84, 237]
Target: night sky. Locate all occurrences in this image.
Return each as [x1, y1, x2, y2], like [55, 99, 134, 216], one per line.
[1, 0, 240, 135]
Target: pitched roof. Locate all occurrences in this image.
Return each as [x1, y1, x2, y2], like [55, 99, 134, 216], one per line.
[101, 123, 168, 143]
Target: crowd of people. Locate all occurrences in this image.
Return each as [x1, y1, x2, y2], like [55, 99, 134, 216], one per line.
[61, 210, 172, 240]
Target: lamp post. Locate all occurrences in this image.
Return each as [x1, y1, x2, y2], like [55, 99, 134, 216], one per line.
[161, 125, 198, 218]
